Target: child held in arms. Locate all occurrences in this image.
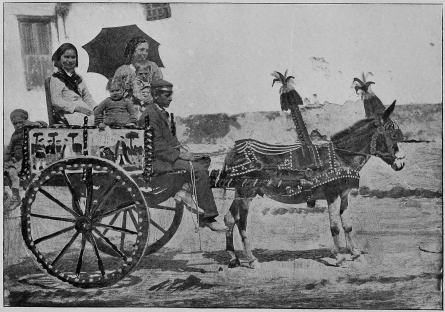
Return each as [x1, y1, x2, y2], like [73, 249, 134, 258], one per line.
[4, 109, 47, 211]
[132, 61, 162, 113]
[94, 78, 138, 130]
[134, 85, 152, 115]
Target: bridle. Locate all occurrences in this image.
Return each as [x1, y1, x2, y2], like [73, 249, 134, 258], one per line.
[335, 119, 403, 159]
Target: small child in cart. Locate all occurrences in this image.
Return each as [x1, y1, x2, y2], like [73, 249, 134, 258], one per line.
[94, 78, 138, 130]
[4, 109, 47, 211]
[134, 85, 152, 117]
[132, 61, 158, 117]
[132, 61, 158, 106]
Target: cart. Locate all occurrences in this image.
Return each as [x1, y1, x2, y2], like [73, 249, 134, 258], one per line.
[16, 116, 193, 288]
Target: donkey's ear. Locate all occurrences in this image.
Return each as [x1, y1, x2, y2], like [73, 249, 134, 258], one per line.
[381, 100, 396, 121]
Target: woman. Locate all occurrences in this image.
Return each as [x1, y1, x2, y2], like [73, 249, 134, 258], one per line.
[113, 37, 163, 102]
[50, 43, 96, 126]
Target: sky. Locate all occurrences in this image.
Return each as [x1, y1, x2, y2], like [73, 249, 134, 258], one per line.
[144, 3, 442, 117]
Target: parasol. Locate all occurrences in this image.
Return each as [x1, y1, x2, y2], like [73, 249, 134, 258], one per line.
[82, 24, 164, 79]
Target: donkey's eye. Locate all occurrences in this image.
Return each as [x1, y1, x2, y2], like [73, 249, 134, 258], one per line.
[391, 130, 403, 141]
[385, 123, 394, 130]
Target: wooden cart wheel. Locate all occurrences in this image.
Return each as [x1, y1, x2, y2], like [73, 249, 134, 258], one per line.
[143, 198, 184, 255]
[99, 176, 186, 257]
[21, 157, 150, 289]
[94, 197, 184, 257]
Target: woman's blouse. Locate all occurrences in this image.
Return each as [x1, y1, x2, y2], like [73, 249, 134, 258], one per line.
[50, 73, 96, 114]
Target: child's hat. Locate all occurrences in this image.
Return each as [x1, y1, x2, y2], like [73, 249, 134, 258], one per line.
[10, 109, 28, 121]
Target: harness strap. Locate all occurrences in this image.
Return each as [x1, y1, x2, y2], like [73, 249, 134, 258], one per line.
[334, 148, 373, 157]
[335, 122, 399, 159]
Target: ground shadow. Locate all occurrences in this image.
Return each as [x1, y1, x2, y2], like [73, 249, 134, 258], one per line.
[134, 249, 214, 273]
[202, 247, 350, 267]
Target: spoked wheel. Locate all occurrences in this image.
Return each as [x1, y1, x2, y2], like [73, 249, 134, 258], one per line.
[92, 195, 184, 257]
[144, 197, 184, 255]
[21, 157, 150, 288]
[102, 174, 186, 256]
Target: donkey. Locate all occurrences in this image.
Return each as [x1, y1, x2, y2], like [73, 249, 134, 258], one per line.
[222, 101, 405, 268]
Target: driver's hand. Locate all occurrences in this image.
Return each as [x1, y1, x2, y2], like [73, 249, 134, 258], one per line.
[179, 149, 194, 161]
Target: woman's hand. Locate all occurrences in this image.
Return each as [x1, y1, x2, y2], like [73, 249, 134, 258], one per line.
[74, 106, 93, 116]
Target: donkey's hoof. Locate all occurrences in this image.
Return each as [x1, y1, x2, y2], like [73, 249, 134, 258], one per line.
[228, 257, 241, 268]
[248, 259, 260, 269]
[306, 198, 316, 208]
[350, 249, 362, 260]
[335, 255, 347, 267]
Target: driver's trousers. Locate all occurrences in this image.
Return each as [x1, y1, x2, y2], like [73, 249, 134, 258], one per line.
[172, 158, 219, 219]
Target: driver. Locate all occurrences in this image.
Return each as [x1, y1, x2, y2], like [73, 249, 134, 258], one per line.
[138, 79, 227, 232]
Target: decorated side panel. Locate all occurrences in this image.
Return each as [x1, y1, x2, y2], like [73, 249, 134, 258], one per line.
[25, 128, 84, 176]
[24, 128, 145, 176]
[87, 129, 145, 172]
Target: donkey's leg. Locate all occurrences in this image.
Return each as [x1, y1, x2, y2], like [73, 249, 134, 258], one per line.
[224, 198, 240, 268]
[339, 189, 361, 259]
[234, 196, 259, 269]
[326, 191, 346, 265]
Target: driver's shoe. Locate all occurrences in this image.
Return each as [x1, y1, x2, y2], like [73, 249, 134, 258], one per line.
[199, 217, 228, 232]
[173, 189, 194, 207]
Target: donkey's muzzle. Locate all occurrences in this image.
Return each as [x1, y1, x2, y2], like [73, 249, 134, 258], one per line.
[391, 150, 406, 171]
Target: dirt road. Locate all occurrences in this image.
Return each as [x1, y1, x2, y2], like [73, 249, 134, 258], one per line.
[4, 142, 443, 308]
[4, 194, 442, 308]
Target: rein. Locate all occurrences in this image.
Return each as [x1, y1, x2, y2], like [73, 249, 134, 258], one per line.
[333, 148, 374, 158]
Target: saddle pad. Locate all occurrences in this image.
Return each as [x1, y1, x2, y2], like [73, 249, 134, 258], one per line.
[235, 139, 302, 155]
[226, 139, 340, 178]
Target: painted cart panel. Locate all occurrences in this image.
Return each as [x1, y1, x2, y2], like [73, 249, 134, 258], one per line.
[24, 128, 145, 176]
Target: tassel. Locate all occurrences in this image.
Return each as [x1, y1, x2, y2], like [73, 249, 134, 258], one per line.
[363, 93, 386, 118]
[280, 89, 303, 111]
[170, 113, 176, 136]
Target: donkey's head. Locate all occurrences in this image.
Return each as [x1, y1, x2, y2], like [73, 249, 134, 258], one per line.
[370, 100, 405, 171]
[332, 100, 405, 171]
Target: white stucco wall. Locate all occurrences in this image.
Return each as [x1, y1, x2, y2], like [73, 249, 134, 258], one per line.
[4, 3, 58, 140]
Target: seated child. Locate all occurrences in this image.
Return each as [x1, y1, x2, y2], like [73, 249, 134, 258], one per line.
[4, 109, 46, 211]
[94, 78, 138, 130]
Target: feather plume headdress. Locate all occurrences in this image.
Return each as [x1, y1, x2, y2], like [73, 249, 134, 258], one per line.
[352, 72, 375, 100]
[271, 70, 303, 111]
[352, 72, 386, 118]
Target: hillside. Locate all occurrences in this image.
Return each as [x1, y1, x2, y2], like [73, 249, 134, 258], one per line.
[176, 103, 442, 145]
